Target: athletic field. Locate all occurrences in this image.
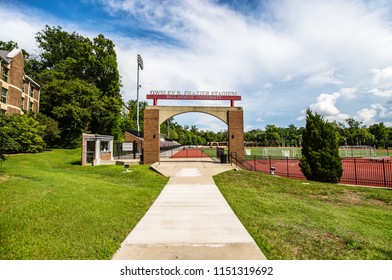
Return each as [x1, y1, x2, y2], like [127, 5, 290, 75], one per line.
[172, 146, 392, 188]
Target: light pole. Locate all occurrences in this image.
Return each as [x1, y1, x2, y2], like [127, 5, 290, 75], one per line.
[136, 54, 144, 134]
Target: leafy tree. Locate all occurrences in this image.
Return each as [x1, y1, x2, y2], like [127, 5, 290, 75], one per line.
[287, 124, 301, 146]
[245, 129, 266, 146]
[299, 109, 342, 183]
[122, 100, 148, 133]
[0, 114, 45, 155]
[34, 113, 61, 147]
[32, 25, 123, 146]
[41, 79, 101, 147]
[0, 114, 20, 163]
[344, 118, 363, 145]
[369, 123, 388, 148]
[0, 40, 19, 50]
[265, 124, 281, 146]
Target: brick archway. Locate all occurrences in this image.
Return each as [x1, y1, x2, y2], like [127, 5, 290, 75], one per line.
[143, 105, 244, 164]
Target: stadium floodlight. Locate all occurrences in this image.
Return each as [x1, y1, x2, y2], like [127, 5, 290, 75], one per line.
[136, 54, 144, 134]
[137, 54, 144, 70]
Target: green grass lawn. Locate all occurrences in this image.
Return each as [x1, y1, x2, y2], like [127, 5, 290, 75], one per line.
[0, 149, 168, 260]
[214, 170, 392, 260]
[200, 147, 220, 158]
[2, 149, 392, 260]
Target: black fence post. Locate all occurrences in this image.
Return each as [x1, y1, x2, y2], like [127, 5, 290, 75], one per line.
[269, 156, 272, 173]
[354, 158, 358, 185]
[254, 155, 256, 171]
[286, 157, 289, 178]
[383, 159, 387, 188]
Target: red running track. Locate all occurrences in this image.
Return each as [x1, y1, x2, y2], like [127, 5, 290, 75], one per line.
[244, 158, 392, 188]
[170, 148, 209, 158]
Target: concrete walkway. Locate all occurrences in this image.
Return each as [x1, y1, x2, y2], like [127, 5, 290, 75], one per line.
[112, 158, 266, 260]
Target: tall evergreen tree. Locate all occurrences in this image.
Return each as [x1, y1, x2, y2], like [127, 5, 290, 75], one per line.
[299, 109, 342, 183]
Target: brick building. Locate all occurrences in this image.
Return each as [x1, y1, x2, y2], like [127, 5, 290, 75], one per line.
[0, 48, 40, 115]
[124, 131, 144, 153]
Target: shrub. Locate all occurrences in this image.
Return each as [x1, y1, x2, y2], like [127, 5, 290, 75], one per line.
[299, 109, 342, 183]
[0, 113, 46, 156]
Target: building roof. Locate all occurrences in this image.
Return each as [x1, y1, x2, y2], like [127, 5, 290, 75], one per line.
[24, 74, 41, 88]
[125, 131, 144, 141]
[0, 48, 22, 64]
[0, 50, 12, 63]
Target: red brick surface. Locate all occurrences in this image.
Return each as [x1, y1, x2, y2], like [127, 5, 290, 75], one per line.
[143, 108, 160, 164]
[170, 148, 209, 158]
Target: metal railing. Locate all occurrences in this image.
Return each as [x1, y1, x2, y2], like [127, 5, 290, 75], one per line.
[229, 153, 392, 188]
[229, 152, 260, 172]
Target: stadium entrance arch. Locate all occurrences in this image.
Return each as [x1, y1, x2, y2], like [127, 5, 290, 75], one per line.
[143, 91, 244, 164]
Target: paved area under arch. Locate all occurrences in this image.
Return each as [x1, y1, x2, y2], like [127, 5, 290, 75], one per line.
[112, 158, 266, 260]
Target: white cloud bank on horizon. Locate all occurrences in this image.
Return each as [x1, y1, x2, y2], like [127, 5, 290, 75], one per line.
[2, 0, 392, 130]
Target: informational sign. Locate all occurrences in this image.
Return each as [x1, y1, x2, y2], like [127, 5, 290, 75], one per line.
[146, 90, 241, 106]
[122, 142, 133, 151]
[149, 90, 238, 96]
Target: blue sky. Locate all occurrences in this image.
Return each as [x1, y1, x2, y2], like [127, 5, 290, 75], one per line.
[2, 0, 392, 132]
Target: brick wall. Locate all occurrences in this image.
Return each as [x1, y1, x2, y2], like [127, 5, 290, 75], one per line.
[143, 108, 160, 164]
[1, 51, 40, 115]
[100, 152, 112, 161]
[9, 52, 24, 89]
[8, 86, 21, 109]
[228, 108, 244, 159]
[7, 107, 21, 115]
[124, 132, 143, 152]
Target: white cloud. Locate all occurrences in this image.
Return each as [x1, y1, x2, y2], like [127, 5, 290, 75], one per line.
[357, 104, 392, 126]
[310, 92, 341, 116]
[368, 67, 392, 97]
[306, 87, 358, 122]
[371, 66, 392, 85]
[2, 0, 392, 129]
[339, 87, 358, 100]
[0, 7, 43, 51]
[368, 88, 392, 98]
[357, 107, 377, 125]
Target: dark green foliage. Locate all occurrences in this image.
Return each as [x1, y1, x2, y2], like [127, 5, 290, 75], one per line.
[40, 78, 101, 147]
[0, 115, 19, 163]
[122, 100, 148, 132]
[34, 112, 61, 147]
[31, 26, 122, 147]
[0, 114, 46, 159]
[369, 122, 388, 148]
[299, 109, 342, 183]
[0, 40, 19, 51]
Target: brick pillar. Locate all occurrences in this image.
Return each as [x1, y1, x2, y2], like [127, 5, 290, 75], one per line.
[143, 108, 160, 164]
[228, 109, 244, 159]
[81, 133, 87, 166]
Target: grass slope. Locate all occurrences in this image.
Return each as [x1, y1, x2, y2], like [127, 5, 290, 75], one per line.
[0, 149, 168, 260]
[214, 170, 392, 259]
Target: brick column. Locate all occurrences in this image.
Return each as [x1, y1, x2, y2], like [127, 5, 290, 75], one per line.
[228, 108, 244, 159]
[81, 133, 87, 166]
[143, 108, 160, 164]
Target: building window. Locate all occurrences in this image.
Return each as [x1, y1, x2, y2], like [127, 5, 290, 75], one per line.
[29, 101, 33, 112]
[2, 67, 8, 83]
[1, 88, 7, 103]
[29, 86, 34, 97]
[22, 81, 25, 93]
[100, 141, 110, 152]
[21, 97, 25, 109]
